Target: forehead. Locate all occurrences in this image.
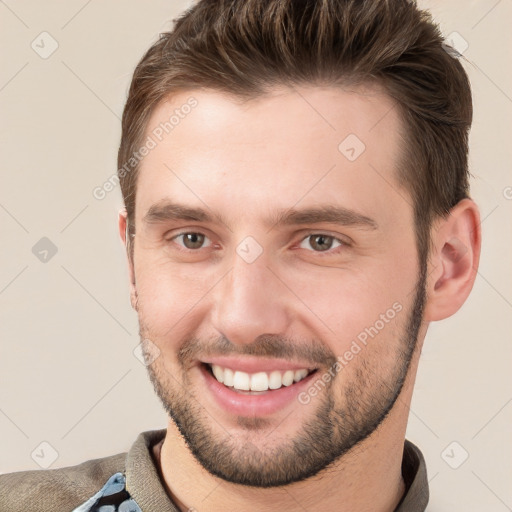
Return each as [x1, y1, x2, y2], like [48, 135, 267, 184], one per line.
[135, 85, 409, 230]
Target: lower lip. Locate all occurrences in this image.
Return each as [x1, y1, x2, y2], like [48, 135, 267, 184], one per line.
[200, 364, 318, 417]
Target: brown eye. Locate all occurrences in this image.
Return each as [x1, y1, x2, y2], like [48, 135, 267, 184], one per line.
[299, 234, 343, 252]
[174, 232, 211, 250]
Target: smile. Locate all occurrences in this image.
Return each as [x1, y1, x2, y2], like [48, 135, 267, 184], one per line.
[198, 355, 320, 416]
[207, 363, 314, 392]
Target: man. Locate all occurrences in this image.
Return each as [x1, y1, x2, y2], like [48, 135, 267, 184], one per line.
[0, 0, 481, 510]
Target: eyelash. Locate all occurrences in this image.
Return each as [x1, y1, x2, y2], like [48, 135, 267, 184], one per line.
[166, 231, 349, 255]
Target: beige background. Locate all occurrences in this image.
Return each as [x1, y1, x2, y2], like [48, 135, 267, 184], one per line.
[0, 1, 511, 510]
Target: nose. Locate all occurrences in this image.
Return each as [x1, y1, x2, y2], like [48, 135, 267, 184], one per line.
[210, 251, 291, 346]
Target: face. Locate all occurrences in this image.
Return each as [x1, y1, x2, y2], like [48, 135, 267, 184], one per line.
[129, 85, 426, 487]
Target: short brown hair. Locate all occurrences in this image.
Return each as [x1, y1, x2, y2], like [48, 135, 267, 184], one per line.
[118, 0, 472, 263]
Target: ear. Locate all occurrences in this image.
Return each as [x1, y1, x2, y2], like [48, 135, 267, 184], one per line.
[423, 198, 482, 321]
[118, 209, 138, 311]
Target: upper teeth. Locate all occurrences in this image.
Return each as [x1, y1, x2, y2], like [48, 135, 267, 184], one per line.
[210, 364, 310, 391]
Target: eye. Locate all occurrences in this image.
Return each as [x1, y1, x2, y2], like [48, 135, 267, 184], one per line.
[299, 234, 344, 253]
[170, 232, 212, 250]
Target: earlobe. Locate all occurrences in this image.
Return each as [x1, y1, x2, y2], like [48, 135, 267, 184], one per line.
[424, 199, 481, 322]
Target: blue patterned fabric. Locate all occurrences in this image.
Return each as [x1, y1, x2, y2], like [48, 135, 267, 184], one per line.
[72, 472, 142, 512]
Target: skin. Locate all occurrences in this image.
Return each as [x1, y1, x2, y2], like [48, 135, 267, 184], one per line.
[118, 85, 481, 511]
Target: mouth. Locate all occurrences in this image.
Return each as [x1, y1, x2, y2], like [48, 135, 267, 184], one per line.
[204, 362, 316, 393]
[199, 360, 319, 417]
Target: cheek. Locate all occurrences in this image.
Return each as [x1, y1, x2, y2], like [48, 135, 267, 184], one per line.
[133, 255, 211, 339]
[282, 260, 412, 355]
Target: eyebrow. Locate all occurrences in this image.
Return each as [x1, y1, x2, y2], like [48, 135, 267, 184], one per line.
[142, 200, 378, 231]
[142, 201, 227, 226]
